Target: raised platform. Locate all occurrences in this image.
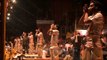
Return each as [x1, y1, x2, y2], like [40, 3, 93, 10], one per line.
[13, 54, 63, 60]
[23, 54, 38, 58]
[23, 58, 51, 60]
[23, 58, 63, 60]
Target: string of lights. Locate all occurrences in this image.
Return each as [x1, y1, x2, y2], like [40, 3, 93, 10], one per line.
[6, 0, 16, 20]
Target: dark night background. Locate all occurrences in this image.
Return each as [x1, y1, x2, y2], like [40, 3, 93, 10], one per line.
[6, 0, 107, 41]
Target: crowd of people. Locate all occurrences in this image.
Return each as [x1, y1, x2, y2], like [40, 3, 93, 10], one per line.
[5, 0, 107, 60]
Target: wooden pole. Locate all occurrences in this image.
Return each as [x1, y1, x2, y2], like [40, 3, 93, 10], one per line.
[3, 0, 7, 60]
